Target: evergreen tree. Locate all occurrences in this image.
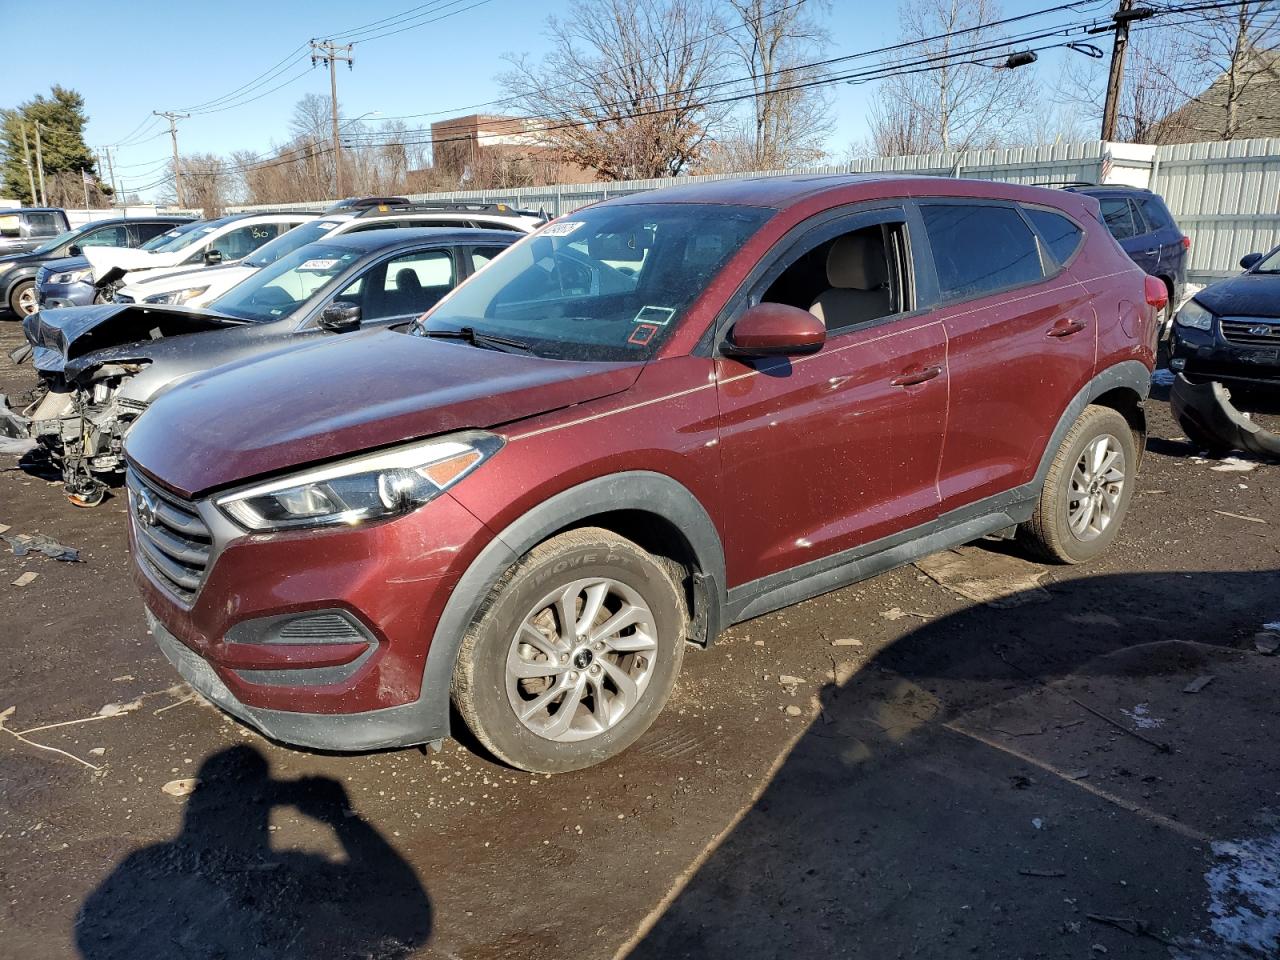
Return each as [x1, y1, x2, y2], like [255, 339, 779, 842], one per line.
[2, 86, 106, 205]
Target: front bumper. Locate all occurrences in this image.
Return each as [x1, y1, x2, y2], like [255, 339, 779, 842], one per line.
[1171, 320, 1280, 386]
[129, 479, 493, 750]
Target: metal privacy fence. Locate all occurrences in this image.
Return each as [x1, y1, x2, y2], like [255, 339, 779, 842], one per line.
[230, 137, 1280, 284]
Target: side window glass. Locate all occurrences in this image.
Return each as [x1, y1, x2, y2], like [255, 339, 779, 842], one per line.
[1137, 197, 1172, 231]
[1099, 198, 1139, 240]
[26, 213, 61, 237]
[209, 223, 282, 261]
[1025, 208, 1084, 266]
[365, 250, 457, 322]
[79, 225, 130, 248]
[761, 222, 905, 333]
[0, 214, 19, 238]
[471, 246, 508, 270]
[921, 203, 1043, 299]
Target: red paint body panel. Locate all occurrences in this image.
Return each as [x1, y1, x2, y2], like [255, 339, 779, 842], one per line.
[129, 492, 489, 712]
[123, 174, 1155, 736]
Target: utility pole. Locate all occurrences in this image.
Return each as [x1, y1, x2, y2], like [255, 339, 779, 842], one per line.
[310, 39, 354, 199]
[155, 110, 190, 207]
[19, 124, 37, 205]
[33, 123, 47, 206]
[104, 146, 120, 206]
[1100, 1, 1155, 142]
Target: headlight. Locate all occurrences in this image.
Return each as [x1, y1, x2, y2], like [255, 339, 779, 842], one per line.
[1175, 300, 1214, 331]
[144, 285, 210, 305]
[51, 268, 91, 284]
[214, 432, 503, 531]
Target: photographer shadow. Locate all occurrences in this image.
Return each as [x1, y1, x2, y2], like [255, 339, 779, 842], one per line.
[75, 745, 431, 960]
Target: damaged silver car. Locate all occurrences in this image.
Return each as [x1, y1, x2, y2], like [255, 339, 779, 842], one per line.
[0, 228, 517, 505]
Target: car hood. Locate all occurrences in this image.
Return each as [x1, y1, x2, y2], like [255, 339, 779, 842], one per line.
[25, 302, 244, 379]
[118, 262, 253, 297]
[126, 328, 644, 498]
[40, 255, 90, 275]
[83, 245, 192, 281]
[1194, 272, 1280, 319]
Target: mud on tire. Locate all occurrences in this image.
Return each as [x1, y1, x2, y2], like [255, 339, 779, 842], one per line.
[451, 527, 687, 773]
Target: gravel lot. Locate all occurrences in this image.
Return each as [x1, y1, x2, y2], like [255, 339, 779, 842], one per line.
[1, 316, 1277, 960]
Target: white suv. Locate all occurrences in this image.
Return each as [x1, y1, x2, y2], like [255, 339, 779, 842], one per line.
[115, 203, 546, 307]
[87, 212, 316, 300]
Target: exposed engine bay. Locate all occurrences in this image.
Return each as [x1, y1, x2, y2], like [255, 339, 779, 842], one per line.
[2, 302, 245, 505]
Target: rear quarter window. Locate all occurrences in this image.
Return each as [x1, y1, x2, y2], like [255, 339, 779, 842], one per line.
[1024, 208, 1084, 266]
[1136, 196, 1173, 230]
[920, 203, 1044, 300]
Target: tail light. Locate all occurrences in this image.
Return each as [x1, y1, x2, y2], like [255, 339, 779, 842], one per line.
[1144, 275, 1169, 309]
[1181, 235, 1191, 250]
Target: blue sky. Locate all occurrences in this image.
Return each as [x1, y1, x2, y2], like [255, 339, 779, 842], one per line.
[0, 0, 1094, 199]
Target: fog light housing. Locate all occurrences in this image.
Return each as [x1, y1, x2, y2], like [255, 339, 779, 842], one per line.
[1170, 358, 1186, 371]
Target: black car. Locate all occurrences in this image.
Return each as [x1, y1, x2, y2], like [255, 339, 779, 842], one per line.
[1170, 245, 1280, 388]
[0, 216, 194, 317]
[0, 207, 70, 257]
[1065, 185, 1189, 334]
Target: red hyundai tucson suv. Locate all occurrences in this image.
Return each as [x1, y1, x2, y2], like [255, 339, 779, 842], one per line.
[123, 175, 1165, 772]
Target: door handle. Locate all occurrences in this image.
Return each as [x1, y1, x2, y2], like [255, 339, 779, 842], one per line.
[1144, 248, 1159, 256]
[1047, 318, 1088, 338]
[891, 364, 942, 387]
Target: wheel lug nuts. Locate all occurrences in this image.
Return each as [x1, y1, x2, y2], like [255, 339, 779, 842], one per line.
[569, 671, 579, 681]
[589, 664, 601, 676]
[559, 654, 569, 664]
[593, 641, 604, 651]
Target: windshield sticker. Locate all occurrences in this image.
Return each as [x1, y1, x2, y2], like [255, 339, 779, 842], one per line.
[633, 305, 675, 326]
[298, 258, 339, 272]
[317, 221, 341, 229]
[539, 220, 585, 238]
[628, 323, 660, 346]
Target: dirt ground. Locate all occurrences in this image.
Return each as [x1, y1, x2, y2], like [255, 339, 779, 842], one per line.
[1, 315, 1277, 960]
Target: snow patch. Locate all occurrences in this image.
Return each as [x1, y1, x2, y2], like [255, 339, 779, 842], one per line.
[1120, 703, 1164, 730]
[1174, 827, 1280, 959]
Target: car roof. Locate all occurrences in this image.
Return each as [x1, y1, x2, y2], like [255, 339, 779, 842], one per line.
[601, 172, 1091, 210]
[77, 216, 196, 227]
[1064, 184, 1154, 195]
[4, 207, 66, 215]
[314, 227, 520, 252]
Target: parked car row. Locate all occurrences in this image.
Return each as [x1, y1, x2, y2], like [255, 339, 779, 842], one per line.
[0, 174, 1172, 774]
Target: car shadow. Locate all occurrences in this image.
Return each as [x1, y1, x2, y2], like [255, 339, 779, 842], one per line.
[626, 568, 1279, 960]
[74, 745, 432, 960]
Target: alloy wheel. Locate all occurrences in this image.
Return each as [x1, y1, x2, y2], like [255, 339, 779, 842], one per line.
[16, 284, 37, 316]
[1067, 433, 1127, 541]
[505, 577, 658, 743]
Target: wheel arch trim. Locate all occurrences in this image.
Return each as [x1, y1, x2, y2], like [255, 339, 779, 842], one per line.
[1034, 360, 1150, 485]
[418, 471, 726, 742]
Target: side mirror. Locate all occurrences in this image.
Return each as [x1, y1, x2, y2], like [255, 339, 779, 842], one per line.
[67, 244, 82, 257]
[318, 301, 361, 333]
[1240, 252, 1263, 271]
[204, 249, 224, 265]
[722, 302, 826, 358]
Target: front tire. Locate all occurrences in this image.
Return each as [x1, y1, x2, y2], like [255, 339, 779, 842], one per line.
[1019, 405, 1137, 564]
[452, 527, 686, 773]
[8, 280, 36, 317]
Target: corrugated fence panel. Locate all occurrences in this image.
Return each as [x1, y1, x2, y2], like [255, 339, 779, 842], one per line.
[1152, 137, 1280, 279]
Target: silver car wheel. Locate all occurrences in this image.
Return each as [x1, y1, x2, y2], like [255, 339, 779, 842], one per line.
[16, 284, 37, 316]
[1067, 434, 1126, 541]
[505, 576, 658, 743]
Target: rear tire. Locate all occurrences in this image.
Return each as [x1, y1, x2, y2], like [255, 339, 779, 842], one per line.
[1019, 406, 1137, 564]
[452, 527, 686, 773]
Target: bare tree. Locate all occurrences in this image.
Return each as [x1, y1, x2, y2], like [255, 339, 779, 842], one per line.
[723, 0, 832, 169]
[499, 0, 731, 180]
[871, 0, 1028, 155]
[865, 94, 938, 156]
[163, 153, 232, 215]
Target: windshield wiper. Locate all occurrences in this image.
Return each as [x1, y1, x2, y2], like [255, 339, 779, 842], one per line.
[416, 325, 532, 353]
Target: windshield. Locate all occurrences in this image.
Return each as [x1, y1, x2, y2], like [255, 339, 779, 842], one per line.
[245, 219, 346, 267]
[211, 241, 362, 322]
[416, 203, 771, 361]
[142, 220, 210, 252]
[1252, 247, 1280, 273]
[31, 228, 82, 255]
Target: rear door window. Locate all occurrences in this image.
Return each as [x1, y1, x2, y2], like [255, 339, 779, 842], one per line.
[1024, 208, 1084, 266]
[1136, 196, 1173, 231]
[1099, 198, 1141, 240]
[920, 203, 1044, 300]
[25, 212, 62, 237]
[470, 246, 509, 271]
[365, 249, 457, 322]
[78, 224, 130, 248]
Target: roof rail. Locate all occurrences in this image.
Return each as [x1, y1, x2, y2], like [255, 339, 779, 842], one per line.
[354, 201, 546, 219]
[1036, 180, 1098, 188]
